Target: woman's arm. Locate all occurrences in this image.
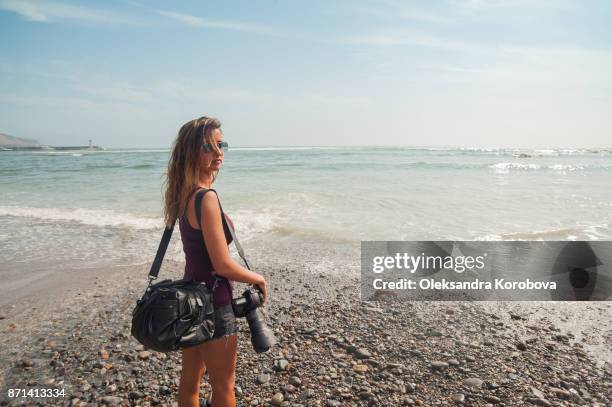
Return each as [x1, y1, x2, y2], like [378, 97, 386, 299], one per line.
[199, 191, 268, 301]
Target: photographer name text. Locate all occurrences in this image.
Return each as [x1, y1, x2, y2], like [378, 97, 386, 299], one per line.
[373, 278, 557, 291]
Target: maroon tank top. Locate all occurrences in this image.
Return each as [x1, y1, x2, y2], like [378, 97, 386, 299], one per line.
[179, 189, 234, 307]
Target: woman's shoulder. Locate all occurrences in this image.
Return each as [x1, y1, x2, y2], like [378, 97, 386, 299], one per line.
[199, 188, 221, 210]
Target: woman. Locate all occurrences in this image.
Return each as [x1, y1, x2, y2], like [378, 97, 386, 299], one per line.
[163, 116, 268, 407]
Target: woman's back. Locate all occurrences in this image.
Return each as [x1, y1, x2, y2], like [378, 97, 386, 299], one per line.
[179, 189, 234, 307]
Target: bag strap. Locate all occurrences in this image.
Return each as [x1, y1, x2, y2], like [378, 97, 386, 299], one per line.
[148, 223, 174, 281]
[147, 187, 252, 282]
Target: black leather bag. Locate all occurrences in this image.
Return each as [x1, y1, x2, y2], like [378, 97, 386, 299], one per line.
[131, 278, 215, 352]
[131, 189, 220, 352]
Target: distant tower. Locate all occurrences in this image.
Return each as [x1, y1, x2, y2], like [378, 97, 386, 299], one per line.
[89, 139, 92, 149]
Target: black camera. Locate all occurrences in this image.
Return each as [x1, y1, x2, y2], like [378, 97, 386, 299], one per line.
[232, 287, 276, 353]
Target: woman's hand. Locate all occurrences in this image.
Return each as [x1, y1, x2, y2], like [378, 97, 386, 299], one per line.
[254, 277, 268, 304]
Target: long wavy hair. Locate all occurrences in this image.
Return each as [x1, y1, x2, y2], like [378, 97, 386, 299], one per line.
[163, 116, 222, 227]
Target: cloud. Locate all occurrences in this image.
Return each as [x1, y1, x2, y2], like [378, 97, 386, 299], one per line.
[354, 0, 567, 24]
[368, 0, 449, 22]
[154, 9, 266, 33]
[0, 91, 107, 110]
[0, 0, 137, 24]
[349, 30, 484, 54]
[75, 83, 157, 106]
[417, 45, 612, 97]
[77, 80, 271, 105]
[301, 92, 370, 107]
[497, 46, 612, 85]
[459, 0, 564, 10]
[0, 0, 46, 21]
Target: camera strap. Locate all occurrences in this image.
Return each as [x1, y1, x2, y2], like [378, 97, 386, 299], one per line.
[147, 188, 252, 282]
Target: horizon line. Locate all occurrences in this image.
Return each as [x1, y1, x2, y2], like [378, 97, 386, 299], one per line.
[77, 144, 612, 150]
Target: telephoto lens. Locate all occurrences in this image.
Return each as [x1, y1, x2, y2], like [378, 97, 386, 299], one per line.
[246, 307, 276, 353]
[232, 288, 276, 353]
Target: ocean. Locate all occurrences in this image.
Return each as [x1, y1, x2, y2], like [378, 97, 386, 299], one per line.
[1, 147, 612, 280]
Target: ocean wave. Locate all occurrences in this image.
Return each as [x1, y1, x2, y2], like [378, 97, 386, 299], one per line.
[475, 222, 611, 241]
[458, 147, 611, 156]
[228, 209, 282, 241]
[268, 223, 357, 243]
[126, 163, 157, 169]
[489, 162, 599, 172]
[23, 163, 125, 173]
[31, 151, 89, 155]
[405, 161, 482, 170]
[96, 149, 170, 153]
[0, 169, 23, 176]
[12, 147, 612, 156]
[0, 206, 162, 230]
[28, 149, 170, 154]
[396, 161, 611, 171]
[458, 147, 510, 153]
[533, 148, 611, 156]
[230, 146, 343, 151]
[227, 205, 358, 243]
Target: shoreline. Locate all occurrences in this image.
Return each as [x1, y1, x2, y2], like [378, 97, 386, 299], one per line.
[0, 254, 610, 406]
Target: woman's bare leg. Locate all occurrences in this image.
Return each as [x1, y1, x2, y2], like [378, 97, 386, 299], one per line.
[178, 344, 208, 406]
[199, 334, 238, 407]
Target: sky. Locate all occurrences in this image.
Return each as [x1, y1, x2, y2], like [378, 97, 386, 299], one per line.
[0, 0, 611, 148]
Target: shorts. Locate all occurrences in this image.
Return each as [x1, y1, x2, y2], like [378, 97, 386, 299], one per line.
[211, 303, 239, 340]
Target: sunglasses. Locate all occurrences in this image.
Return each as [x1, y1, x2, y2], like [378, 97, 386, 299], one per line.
[202, 141, 228, 153]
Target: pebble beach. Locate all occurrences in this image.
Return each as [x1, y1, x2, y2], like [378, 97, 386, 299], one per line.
[0, 246, 610, 407]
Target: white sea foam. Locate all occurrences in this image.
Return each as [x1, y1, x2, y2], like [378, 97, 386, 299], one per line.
[228, 209, 282, 241]
[549, 164, 586, 171]
[534, 149, 557, 156]
[474, 221, 612, 241]
[490, 163, 541, 172]
[490, 162, 590, 172]
[459, 147, 505, 152]
[0, 206, 162, 230]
